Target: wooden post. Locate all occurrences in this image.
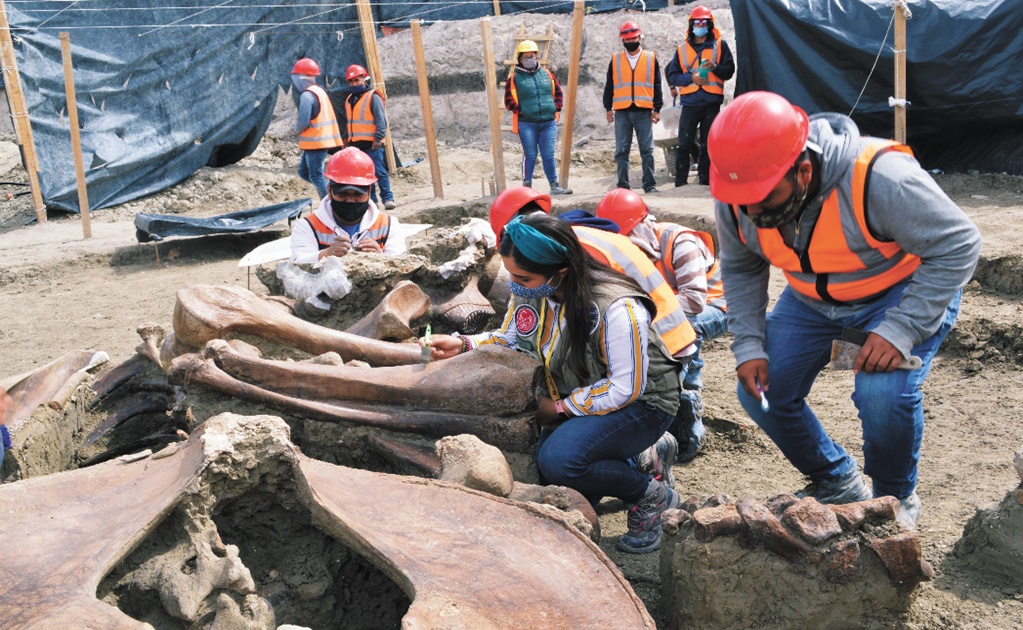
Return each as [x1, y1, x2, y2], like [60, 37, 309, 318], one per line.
[558, 1, 584, 188]
[355, 0, 397, 173]
[59, 32, 91, 239]
[411, 20, 444, 199]
[0, 0, 45, 221]
[668, 0, 675, 6]
[480, 17, 506, 194]
[893, 3, 907, 143]
[493, 0, 501, 17]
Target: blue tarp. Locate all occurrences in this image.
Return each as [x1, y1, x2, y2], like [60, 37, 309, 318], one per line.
[134, 199, 308, 243]
[728, 0, 1023, 174]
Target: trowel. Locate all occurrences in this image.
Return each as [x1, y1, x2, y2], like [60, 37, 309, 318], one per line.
[829, 327, 922, 371]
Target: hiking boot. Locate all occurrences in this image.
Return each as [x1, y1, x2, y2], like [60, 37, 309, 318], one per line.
[643, 186, 659, 194]
[897, 492, 922, 530]
[636, 432, 678, 490]
[550, 183, 573, 195]
[617, 478, 680, 554]
[674, 180, 688, 187]
[795, 468, 872, 505]
[384, 200, 396, 210]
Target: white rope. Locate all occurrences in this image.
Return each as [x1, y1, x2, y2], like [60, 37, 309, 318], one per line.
[849, 4, 899, 116]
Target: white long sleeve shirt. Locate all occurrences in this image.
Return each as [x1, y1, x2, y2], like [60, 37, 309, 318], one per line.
[290, 197, 405, 264]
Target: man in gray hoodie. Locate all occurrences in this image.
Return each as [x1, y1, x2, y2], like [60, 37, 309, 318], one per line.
[707, 91, 981, 529]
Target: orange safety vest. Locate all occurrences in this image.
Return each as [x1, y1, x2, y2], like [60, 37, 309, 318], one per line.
[731, 140, 921, 304]
[573, 225, 696, 355]
[654, 223, 727, 311]
[508, 68, 557, 134]
[676, 31, 724, 96]
[305, 211, 391, 250]
[345, 89, 384, 144]
[611, 51, 656, 111]
[299, 85, 343, 150]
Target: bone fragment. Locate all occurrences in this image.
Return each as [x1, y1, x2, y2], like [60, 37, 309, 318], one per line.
[83, 394, 171, 447]
[437, 434, 515, 497]
[780, 497, 844, 545]
[367, 433, 442, 477]
[173, 284, 422, 366]
[823, 538, 862, 583]
[829, 496, 899, 531]
[346, 280, 431, 341]
[662, 508, 693, 536]
[692, 503, 743, 542]
[507, 482, 601, 541]
[89, 355, 150, 405]
[867, 532, 934, 591]
[136, 323, 167, 371]
[736, 497, 821, 564]
[3, 351, 109, 428]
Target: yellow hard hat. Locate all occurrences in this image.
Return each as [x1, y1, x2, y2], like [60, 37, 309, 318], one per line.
[516, 40, 540, 56]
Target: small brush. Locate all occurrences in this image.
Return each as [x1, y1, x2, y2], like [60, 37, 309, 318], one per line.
[420, 324, 432, 363]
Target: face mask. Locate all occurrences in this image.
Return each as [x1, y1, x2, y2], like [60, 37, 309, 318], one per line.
[623, 41, 641, 52]
[349, 83, 368, 94]
[509, 275, 562, 300]
[747, 173, 808, 229]
[331, 199, 369, 223]
[521, 57, 538, 70]
[692, 26, 709, 38]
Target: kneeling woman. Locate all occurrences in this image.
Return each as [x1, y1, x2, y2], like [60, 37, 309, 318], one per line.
[428, 213, 682, 553]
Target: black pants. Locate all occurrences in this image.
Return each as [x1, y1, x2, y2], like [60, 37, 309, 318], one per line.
[676, 102, 721, 185]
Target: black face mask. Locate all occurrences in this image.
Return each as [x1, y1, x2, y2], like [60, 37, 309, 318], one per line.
[331, 199, 369, 224]
[623, 41, 641, 52]
[746, 172, 808, 229]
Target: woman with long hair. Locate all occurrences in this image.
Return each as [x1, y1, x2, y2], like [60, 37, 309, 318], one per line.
[428, 213, 682, 553]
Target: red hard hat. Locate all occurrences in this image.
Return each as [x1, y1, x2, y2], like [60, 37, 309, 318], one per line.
[346, 64, 369, 81]
[325, 147, 377, 186]
[708, 91, 810, 206]
[595, 188, 648, 235]
[689, 5, 714, 21]
[291, 58, 320, 76]
[619, 21, 642, 38]
[489, 186, 552, 239]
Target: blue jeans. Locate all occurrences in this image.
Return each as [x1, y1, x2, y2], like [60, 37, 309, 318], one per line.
[537, 401, 674, 505]
[298, 148, 328, 200]
[366, 145, 394, 204]
[684, 304, 729, 391]
[613, 109, 656, 191]
[518, 119, 558, 184]
[737, 283, 962, 500]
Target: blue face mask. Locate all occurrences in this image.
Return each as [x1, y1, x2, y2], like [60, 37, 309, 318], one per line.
[509, 275, 562, 300]
[349, 83, 368, 94]
[692, 26, 709, 38]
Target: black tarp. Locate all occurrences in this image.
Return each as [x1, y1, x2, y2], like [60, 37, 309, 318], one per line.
[729, 0, 1023, 175]
[134, 199, 308, 243]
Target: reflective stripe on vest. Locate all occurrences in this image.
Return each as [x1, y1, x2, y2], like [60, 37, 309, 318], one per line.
[612, 51, 656, 110]
[299, 85, 343, 150]
[731, 140, 921, 304]
[345, 90, 379, 143]
[573, 225, 696, 355]
[655, 223, 727, 311]
[676, 35, 724, 96]
[306, 212, 391, 250]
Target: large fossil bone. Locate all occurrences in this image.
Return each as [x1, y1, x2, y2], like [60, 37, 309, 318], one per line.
[0, 414, 653, 628]
[431, 275, 496, 334]
[173, 284, 423, 366]
[344, 279, 431, 340]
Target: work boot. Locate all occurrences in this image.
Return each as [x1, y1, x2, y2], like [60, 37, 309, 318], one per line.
[384, 200, 396, 210]
[795, 467, 873, 505]
[636, 432, 678, 490]
[523, 180, 532, 189]
[674, 389, 705, 463]
[896, 492, 922, 530]
[674, 179, 688, 187]
[617, 478, 680, 554]
[550, 183, 573, 195]
[643, 186, 659, 194]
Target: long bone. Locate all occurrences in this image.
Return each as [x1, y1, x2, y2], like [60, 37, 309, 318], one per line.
[173, 284, 423, 366]
[345, 279, 431, 340]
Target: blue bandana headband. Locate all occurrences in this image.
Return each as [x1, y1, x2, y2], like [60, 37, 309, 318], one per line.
[504, 216, 569, 266]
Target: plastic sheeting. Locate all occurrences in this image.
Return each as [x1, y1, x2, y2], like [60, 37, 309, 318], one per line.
[134, 199, 308, 243]
[729, 0, 1023, 174]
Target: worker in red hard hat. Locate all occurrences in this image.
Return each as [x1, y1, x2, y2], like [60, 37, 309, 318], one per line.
[604, 21, 664, 194]
[290, 147, 405, 263]
[707, 90, 981, 529]
[290, 58, 343, 200]
[596, 188, 728, 463]
[665, 5, 734, 187]
[343, 64, 396, 210]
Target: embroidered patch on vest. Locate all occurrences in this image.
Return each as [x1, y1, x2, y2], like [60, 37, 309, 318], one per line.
[587, 301, 601, 335]
[514, 304, 540, 336]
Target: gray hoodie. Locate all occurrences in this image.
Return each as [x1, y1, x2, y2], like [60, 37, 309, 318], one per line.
[715, 113, 981, 367]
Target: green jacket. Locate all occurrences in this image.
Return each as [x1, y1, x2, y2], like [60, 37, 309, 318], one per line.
[511, 66, 557, 123]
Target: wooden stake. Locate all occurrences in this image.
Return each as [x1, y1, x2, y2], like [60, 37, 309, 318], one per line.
[0, 0, 45, 221]
[411, 19, 444, 199]
[355, 0, 397, 174]
[558, 1, 584, 188]
[894, 3, 907, 143]
[493, 0, 501, 17]
[480, 17, 506, 194]
[60, 32, 91, 239]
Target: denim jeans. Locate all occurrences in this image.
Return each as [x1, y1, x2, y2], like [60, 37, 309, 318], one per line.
[518, 119, 558, 184]
[736, 283, 962, 500]
[298, 148, 329, 200]
[676, 103, 720, 184]
[536, 401, 675, 505]
[366, 145, 394, 204]
[613, 109, 656, 191]
[684, 304, 729, 391]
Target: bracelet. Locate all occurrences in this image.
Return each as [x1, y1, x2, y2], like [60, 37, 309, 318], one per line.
[460, 336, 471, 354]
[554, 398, 570, 420]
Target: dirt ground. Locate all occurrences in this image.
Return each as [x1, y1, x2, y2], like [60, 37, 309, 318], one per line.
[2, 117, 1023, 628]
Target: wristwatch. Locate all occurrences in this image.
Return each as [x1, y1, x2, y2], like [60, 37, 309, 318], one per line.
[554, 398, 570, 421]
